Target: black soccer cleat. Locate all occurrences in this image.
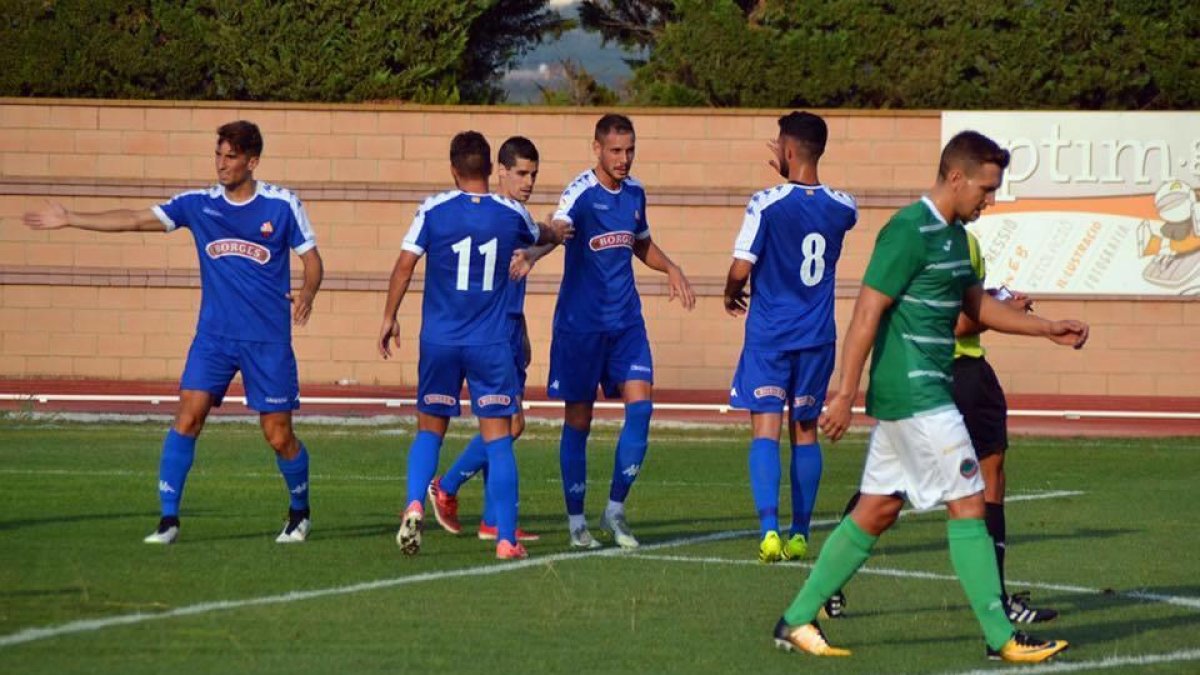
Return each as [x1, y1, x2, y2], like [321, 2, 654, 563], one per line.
[1005, 591, 1058, 623]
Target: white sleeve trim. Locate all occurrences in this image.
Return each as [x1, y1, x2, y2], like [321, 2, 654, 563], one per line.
[635, 229, 652, 240]
[151, 205, 177, 232]
[292, 240, 317, 256]
[733, 250, 758, 264]
[401, 242, 425, 256]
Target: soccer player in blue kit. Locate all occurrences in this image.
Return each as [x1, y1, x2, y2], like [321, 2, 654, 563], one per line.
[427, 136, 549, 544]
[548, 114, 696, 549]
[378, 131, 564, 560]
[724, 112, 857, 564]
[23, 121, 324, 545]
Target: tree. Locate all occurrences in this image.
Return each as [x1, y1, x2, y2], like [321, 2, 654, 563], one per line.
[615, 0, 1200, 109]
[0, 0, 568, 103]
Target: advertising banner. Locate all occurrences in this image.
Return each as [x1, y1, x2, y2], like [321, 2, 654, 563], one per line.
[942, 112, 1200, 296]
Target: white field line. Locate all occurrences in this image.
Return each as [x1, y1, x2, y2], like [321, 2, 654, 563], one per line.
[0, 490, 1081, 650]
[0, 527, 752, 650]
[943, 648, 1200, 675]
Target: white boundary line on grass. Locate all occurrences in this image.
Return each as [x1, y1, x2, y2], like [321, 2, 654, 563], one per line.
[0, 490, 1078, 650]
[943, 648, 1200, 675]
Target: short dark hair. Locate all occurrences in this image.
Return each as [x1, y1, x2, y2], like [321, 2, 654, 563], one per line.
[938, 130, 1010, 179]
[450, 131, 492, 180]
[594, 113, 635, 142]
[777, 111, 827, 160]
[498, 136, 539, 168]
[217, 120, 263, 157]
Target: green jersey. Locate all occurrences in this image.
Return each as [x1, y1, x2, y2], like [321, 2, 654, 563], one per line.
[861, 197, 980, 420]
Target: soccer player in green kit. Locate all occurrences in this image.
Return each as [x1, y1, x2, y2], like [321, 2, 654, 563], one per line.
[771, 131, 1087, 664]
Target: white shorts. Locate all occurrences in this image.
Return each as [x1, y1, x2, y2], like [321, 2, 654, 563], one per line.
[859, 406, 985, 511]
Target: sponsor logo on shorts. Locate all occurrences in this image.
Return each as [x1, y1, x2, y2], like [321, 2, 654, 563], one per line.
[794, 395, 816, 407]
[265, 396, 290, 404]
[423, 393, 457, 406]
[477, 394, 512, 407]
[205, 238, 271, 264]
[630, 364, 652, 373]
[959, 458, 980, 479]
[589, 231, 635, 251]
[753, 386, 786, 400]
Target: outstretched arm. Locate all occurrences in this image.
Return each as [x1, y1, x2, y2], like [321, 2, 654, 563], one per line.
[955, 290, 1033, 338]
[819, 286, 894, 442]
[290, 248, 324, 327]
[961, 285, 1088, 348]
[24, 202, 164, 232]
[723, 259, 752, 317]
[633, 236, 696, 310]
[377, 251, 421, 359]
[510, 240, 559, 280]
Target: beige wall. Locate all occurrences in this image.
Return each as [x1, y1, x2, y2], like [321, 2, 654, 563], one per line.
[1, 100, 1196, 398]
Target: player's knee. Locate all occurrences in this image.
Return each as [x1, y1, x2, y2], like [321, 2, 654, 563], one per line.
[173, 412, 205, 437]
[263, 427, 296, 457]
[511, 413, 526, 440]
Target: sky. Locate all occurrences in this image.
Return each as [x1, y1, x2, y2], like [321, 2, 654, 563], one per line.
[502, 0, 649, 103]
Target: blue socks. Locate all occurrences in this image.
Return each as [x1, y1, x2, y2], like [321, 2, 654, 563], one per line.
[441, 435, 487, 495]
[157, 428, 196, 517]
[560, 424, 590, 516]
[406, 430, 444, 506]
[789, 442, 823, 537]
[748, 437, 781, 537]
[276, 443, 310, 511]
[609, 400, 653, 503]
[485, 436, 518, 544]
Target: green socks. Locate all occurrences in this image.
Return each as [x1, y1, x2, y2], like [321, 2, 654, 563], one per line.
[948, 518, 1014, 650]
[782, 517, 877, 625]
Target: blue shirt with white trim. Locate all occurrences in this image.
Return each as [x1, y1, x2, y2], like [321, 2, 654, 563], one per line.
[733, 182, 857, 350]
[152, 182, 317, 344]
[403, 190, 539, 346]
[552, 170, 651, 333]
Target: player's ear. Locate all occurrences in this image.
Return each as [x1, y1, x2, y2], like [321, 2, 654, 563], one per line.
[593, 138, 602, 157]
[247, 155, 260, 172]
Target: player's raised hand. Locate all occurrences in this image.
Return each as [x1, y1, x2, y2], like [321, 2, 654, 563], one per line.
[1046, 319, 1089, 349]
[288, 289, 315, 326]
[667, 264, 696, 311]
[766, 139, 785, 177]
[23, 201, 70, 230]
[819, 395, 853, 442]
[724, 288, 748, 317]
[377, 317, 400, 359]
[510, 248, 534, 280]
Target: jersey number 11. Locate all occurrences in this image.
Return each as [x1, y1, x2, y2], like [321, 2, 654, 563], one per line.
[451, 236, 498, 292]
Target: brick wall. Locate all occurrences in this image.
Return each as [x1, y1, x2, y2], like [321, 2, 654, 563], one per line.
[1, 99, 1195, 398]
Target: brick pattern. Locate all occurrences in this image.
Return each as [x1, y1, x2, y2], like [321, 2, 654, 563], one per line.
[1, 100, 1195, 397]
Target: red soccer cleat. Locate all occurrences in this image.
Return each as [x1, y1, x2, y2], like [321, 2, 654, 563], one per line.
[477, 523, 541, 542]
[426, 477, 461, 535]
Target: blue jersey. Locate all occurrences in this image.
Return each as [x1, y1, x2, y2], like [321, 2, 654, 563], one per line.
[552, 170, 650, 333]
[508, 278, 527, 318]
[403, 191, 538, 346]
[152, 182, 316, 344]
[733, 183, 857, 350]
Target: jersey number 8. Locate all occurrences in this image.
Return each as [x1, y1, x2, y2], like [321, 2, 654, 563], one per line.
[800, 232, 826, 286]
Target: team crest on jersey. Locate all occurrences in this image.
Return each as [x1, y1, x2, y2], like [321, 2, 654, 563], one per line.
[959, 458, 979, 479]
[589, 231, 635, 251]
[423, 394, 457, 406]
[477, 394, 512, 407]
[205, 238, 271, 264]
[260, 221, 274, 237]
[753, 386, 786, 400]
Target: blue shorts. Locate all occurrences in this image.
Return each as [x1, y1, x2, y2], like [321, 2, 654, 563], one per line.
[179, 332, 300, 413]
[510, 316, 531, 398]
[730, 344, 835, 421]
[547, 323, 653, 402]
[418, 341, 519, 418]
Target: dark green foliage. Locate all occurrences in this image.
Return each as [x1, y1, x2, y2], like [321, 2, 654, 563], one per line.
[0, 0, 567, 103]
[627, 0, 1200, 109]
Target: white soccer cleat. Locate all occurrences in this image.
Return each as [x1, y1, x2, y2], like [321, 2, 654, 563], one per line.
[599, 511, 640, 549]
[275, 509, 311, 544]
[569, 524, 602, 549]
[143, 518, 179, 545]
[396, 501, 424, 555]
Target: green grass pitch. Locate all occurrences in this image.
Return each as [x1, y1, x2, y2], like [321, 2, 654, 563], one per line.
[1, 416, 1197, 674]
